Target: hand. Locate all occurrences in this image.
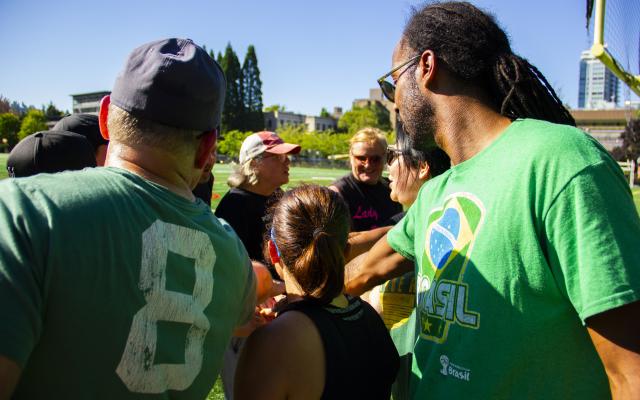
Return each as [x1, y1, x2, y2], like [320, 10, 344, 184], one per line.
[233, 307, 269, 337]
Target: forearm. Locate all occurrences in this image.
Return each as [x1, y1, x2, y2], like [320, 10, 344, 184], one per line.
[346, 226, 392, 262]
[587, 301, 640, 399]
[344, 234, 412, 296]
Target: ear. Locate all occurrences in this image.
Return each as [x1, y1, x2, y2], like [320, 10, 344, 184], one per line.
[417, 161, 431, 180]
[417, 49, 437, 89]
[194, 130, 218, 168]
[98, 96, 111, 140]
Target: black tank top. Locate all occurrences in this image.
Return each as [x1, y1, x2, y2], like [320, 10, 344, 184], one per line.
[280, 295, 399, 399]
[332, 174, 402, 231]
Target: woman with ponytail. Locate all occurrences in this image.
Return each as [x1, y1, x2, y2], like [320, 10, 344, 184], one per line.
[234, 185, 399, 400]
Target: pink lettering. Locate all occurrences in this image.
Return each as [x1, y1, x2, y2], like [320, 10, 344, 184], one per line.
[352, 205, 379, 221]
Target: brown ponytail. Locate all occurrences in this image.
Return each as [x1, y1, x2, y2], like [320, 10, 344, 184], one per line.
[271, 185, 350, 304]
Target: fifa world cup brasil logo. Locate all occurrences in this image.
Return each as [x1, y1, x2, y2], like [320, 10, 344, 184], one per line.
[439, 355, 449, 376]
[417, 193, 484, 343]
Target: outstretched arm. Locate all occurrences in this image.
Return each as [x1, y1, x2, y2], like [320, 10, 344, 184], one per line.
[344, 234, 413, 297]
[346, 226, 393, 262]
[586, 301, 640, 400]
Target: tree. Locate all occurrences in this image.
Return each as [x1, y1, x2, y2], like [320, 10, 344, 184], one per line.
[18, 109, 47, 140]
[217, 130, 251, 159]
[320, 107, 331, 118]
[219, 43, 244, 132]
[0, 113, 20, 150]
[338, 103, 391, 134]
[0, 96, 11, 114]
[44, 101, 64, 120]
[10, 101, 29, 116]
[242, 45, 264, 132]
[620, 119, 640, 161]
[264, 104, 286, 112]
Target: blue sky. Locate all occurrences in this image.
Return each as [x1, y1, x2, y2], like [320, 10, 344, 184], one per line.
[0, 0, 610, 116]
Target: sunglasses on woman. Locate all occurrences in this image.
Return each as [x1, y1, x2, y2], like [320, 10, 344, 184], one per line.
[386, 148, 405, 166]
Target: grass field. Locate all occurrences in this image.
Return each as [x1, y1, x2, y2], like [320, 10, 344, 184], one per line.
[210, 163, 347, 209]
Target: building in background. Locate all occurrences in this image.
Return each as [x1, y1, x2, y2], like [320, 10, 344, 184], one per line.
[353, 88, 396, 129]
[578, 50, 619, 109]
[570, 108, 635, 150]
[263, 109, 338, 132]
[71, 91, 110, 115]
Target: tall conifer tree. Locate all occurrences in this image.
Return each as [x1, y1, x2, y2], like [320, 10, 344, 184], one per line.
[241, 45, 264, 132]
[219, 43, 244, 132]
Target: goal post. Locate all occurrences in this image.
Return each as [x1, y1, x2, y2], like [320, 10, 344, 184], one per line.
[590, 0, 640, 97]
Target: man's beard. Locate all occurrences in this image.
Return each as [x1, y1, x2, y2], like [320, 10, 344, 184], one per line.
[400, 76, 438, 153]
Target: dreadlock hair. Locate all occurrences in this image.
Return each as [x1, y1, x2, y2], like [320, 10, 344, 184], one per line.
[403, 1, 575, 126]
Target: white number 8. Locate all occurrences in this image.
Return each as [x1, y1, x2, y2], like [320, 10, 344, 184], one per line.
[116, 220, 216, 393]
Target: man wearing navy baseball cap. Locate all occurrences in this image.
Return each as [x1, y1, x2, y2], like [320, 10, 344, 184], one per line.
[0, 38, 259, 399]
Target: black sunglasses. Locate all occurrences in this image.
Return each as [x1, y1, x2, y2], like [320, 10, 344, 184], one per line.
[386, 148, 405, 166]
[376, 54, 421, 103]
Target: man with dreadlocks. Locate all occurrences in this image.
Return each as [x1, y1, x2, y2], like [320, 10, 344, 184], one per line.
[346, 2, 640, 399]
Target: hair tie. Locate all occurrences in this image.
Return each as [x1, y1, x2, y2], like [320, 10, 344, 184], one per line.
[270, 226, 281, 258]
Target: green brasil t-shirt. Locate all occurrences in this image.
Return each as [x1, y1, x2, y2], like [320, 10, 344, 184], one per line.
[387, 119, 640, 399]
[0, 167, 256, 399]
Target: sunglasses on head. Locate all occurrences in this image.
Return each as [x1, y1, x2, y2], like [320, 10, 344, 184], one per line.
[376, 54, 421, 103]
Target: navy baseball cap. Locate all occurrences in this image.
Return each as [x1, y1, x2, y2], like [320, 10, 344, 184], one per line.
[7, 130, 97, 178]
[110, 38, 226, 132]
[53, 114, 108, 151]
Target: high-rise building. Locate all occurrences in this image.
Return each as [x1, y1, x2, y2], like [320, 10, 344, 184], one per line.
[578, 50, 619, 109]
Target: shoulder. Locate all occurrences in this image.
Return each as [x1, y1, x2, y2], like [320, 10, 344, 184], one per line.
[513, 119, 607, 163]
[215, 188, 246, 215]
[237, 309, 325, 399]
[331, 174, 353, 190]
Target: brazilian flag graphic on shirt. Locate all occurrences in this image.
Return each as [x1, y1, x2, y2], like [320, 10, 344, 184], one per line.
[417, 193, 484, 343]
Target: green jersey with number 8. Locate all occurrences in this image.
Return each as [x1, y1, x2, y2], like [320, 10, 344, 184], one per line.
[0, 167, 256, 399]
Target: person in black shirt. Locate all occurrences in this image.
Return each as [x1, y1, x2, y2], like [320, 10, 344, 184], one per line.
[215, 131, 300, 262]
[192, 146, 216, 205]
[214, 131, 300, 398]
[235, 185, 399, 400]
[329, 127, 402, 231]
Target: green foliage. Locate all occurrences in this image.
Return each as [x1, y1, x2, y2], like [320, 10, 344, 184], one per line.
[0, 113, 20, 150]
[264, 104, 286, 112]
[320, 107, 330, 118]
[0, 96, 10, 114]
[621, 119, 640, 160]
[43, 101, 64, 120]
[217, 43, 265, 133]
[242, 45, 264, 132]
[217, 130, 251, 159]
[18, 109, 47, 140]
[338, 103, 390, 134]
[276, 125, 351, 157]
[219, 43, 244, 133]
